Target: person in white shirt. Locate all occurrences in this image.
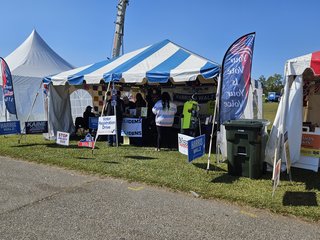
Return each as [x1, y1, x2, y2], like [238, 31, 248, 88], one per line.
[152, 92, 177, 151]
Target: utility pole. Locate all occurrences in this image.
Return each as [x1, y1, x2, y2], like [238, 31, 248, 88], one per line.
[112, 0, 129, 58]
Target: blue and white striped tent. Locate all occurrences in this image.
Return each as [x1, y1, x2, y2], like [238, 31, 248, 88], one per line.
[44, 39, 220, 85]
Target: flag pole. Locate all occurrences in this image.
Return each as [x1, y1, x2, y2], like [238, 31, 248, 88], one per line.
[207, 73, 221, 171]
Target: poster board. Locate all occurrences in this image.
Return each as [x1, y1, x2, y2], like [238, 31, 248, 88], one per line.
[121, 118, 142, 137]
[96, 116, 116, 136]
[56, 131, 70, 146]
[301, 132, 320, 157]
[178, 133, 194, 155]
[187, 134, 205, 162]
[0, 121, 20, 135]
[25, 121, 48, 134]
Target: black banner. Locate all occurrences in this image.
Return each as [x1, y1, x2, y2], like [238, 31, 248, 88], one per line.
[25, 121, 48, 134]
[173, 93, 215, 103]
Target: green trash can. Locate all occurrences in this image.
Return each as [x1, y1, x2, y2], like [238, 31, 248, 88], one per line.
[223, 119, 268, 179]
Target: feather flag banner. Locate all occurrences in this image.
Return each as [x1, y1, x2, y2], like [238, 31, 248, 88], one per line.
[0, 57, 17, 115]
[219, 33, 255, 125]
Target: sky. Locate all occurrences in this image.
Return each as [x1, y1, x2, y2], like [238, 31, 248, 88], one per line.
[0, 0, 319, 80]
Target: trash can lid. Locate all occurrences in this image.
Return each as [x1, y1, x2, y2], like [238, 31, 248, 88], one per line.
[223, 119, 269, 128]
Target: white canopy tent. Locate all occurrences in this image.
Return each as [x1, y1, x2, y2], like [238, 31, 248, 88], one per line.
[265, 51, 320, 172]
[1, 30, 73, 129]
[44, 39, 221, 137]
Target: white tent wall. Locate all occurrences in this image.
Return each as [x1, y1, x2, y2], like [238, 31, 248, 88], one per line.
[265, 75, 303, 167]
[70, 89, 94, 122]
[10, 76, 45, 129]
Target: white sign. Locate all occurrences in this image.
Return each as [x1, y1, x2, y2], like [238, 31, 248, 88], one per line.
[121, 118, 142, 137]
[140, 107, 148, 117]
[272, 159, 281, 197]
[56, 131, 70, 146]
[178, 133, 194, 155]
[97, 116, 116, 135]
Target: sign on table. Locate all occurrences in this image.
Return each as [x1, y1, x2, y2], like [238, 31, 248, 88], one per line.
[121, 118, 142, 137]
[78, 133, 95, 148]
[89, 117, 98, 130]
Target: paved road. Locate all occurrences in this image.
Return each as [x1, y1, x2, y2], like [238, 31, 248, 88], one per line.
[0, 156, 319, 240]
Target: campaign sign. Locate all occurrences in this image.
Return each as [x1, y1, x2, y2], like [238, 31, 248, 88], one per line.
[25, 121, 48, 134]
[78, 133, 95, 148]
[272, 159, 282, 197]
[187, 134, 205, 162]
[97, 116, 116, 135]
[89, 117, 98, 129]
[121, 118, 142, 137]
[0, 121, 20, 135]
[56, 131, 70, 146]
[178, 133, 194, 155]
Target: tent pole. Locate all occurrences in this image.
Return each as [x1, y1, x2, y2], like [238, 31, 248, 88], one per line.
[101, 81, 111, 117]
[206, 74, 221, 171]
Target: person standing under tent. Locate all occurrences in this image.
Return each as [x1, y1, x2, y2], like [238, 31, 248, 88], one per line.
[135, 93, 147, 108]
[123, 95, 136, 116]
[106, 91, 125, 146]
[152, 92, 177, 151]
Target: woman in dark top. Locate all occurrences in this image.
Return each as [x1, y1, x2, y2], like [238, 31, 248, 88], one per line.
[135, 93, 146, 108]
[83, 105, 95, 130]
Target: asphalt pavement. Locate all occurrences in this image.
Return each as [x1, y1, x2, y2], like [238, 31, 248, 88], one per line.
[0, 156, 319, 240]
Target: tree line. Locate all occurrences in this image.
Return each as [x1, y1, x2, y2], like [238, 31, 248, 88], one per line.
[258, 73, 284, 95]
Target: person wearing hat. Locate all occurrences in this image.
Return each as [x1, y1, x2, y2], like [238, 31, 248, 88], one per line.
[83, 105, 95, 131]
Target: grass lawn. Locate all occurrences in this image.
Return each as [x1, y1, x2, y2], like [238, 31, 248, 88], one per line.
[0, 102, 319, 222]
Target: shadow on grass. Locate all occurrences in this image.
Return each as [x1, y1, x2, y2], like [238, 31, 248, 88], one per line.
[193, 163, 227, 172]
[77, 157, 95, 160]
[283, 191, 318, 206]
[211, 173, 240, 184]
[125, 155, 157, 160]
[13, 143, 92, 150]
[290, 167, 320, 191]
[12, 143, 49, 147]
[100, 160, 120, 164]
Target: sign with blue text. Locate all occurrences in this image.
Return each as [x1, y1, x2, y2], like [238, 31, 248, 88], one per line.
[89, 117, 99, 129]
[56, 131, 70, 146]
[219, 32, 255, 125]
[178, 133, 194, 155]
[25, 121, 48, 134]
[188, 134, 205, 162]
[0, 121, 20, 135]
[121, 118, 142, 137]
[97, 116, 116, 135]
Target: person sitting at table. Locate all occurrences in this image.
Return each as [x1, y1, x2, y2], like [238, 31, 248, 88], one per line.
[123, 96, 136, 115]
[83, 105, 95, 131]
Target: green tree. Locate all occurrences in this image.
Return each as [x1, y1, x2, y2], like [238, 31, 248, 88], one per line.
[258, 74, 283, 95]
